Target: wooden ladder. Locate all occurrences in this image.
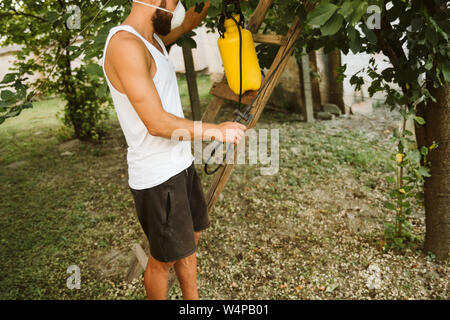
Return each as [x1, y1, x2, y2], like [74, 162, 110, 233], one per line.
[202, 0, 307, 214]
[124, 0, 310, 294]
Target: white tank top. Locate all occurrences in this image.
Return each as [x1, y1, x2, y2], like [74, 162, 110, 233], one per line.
[102, 25, 194, 190]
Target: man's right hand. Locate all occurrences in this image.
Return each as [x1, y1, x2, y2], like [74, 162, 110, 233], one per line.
[216, 122, 247, 145]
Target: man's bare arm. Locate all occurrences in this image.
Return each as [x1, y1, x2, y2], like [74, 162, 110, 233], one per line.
[158, 25, 186, 46]
[106, 34, 246, 143]
[158, 1, 211, 46]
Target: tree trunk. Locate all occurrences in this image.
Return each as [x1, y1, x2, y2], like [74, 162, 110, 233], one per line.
[297, 54, 314, 122]
[327, 50, 345, 113]
[308, 51, 322, 113]
[295, 56, 306, 116]
[182, 46, 202, 121]
[416, 81, 450, 260]
[60, 42, 82, 139]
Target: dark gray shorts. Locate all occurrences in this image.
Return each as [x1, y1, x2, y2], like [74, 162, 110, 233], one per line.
[129, 162, 210, 263]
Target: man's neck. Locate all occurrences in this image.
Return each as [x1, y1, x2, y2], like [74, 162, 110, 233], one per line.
[122, 6, 156, 43]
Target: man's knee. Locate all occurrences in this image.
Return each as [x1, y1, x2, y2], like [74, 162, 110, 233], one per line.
[147, 255, 176, 272]
[194, 231, 201, 244]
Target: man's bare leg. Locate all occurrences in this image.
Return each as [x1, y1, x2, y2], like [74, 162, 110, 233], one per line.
[144, 232, 201, 300]
[174, 231, 201, 300]
[144, 255, 175, 300]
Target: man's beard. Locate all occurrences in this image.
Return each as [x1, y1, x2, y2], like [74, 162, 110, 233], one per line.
[152, 0, 172, 36]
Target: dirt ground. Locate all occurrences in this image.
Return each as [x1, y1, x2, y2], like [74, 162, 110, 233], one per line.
[0, 102, 448, 300]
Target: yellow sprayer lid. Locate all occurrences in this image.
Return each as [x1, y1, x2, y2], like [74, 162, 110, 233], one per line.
[224, 14, 241, 29]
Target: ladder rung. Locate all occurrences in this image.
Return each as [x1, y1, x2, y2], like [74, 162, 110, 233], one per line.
[210, 82, 258, 105]
[252, 33, 287, 46]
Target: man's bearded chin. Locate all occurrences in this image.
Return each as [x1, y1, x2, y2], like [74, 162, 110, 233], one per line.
[152, 9, 172, 36]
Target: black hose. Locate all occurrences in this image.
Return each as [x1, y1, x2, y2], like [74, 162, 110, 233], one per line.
[204, 15, 243, 176]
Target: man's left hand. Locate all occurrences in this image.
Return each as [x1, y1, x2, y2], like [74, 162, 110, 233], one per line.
[182, 1, 211, 33]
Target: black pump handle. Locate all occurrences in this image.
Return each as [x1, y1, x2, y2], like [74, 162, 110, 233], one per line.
[218, 0, 245, 38]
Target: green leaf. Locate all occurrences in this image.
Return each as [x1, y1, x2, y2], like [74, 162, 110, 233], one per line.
[326, 283, 339, 293]
[348, 1, 369, 25]
[45, 11, 60, 24]
[385, 176, 396, 184]
[424, 55, 433, 71]
[384, 201, 396, 210]
[85, 64, 104, 77]
[348, 27, 363, 53]
[1, 90, 15, 101]
[418, 166, 431, 178]
[361, 23, 377, 44]
[320, 13, 344, 36]
[420, 146, 429, 156]
[414, 116, 426, 125]
[1, 73, 16, 84]
[441, 60, 450, 82]
[97, 82, 108, 98]
[307, 3, 338, 27]
[425, 27, 439, 46]
[338, 1, 354, 19]
[406, 149, 421, 164]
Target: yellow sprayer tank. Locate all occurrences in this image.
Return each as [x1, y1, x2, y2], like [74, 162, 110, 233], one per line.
[218, 14, 262, 95]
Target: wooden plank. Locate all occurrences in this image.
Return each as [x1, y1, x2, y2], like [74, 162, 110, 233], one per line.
[252, 34, 287, 46]
[132, 243, 148, 270]
[210, 82, 258, 105]
[125, 236, 149, 282]
[206, 17, 303, 213]
[201, 95, 226, 123]
[301, 51, 315, 123]
[124, 254, 142, 283]
[127, 238, 177, 298]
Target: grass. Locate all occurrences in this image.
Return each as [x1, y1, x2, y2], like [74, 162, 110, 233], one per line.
[0, 74, 448, 300]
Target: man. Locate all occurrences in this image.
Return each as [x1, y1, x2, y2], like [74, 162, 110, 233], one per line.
[102, 0, 247, 300]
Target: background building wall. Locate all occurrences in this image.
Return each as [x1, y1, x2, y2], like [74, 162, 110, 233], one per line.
[1, 26, 394, 109]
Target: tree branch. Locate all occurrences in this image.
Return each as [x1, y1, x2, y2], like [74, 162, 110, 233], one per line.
[2, 8, 47, 23]
[374, 5, 410, 94]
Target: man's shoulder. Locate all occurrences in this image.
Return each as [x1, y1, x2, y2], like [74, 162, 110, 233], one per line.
[108, 30, 146, 52]
[106, 31, 150, 67]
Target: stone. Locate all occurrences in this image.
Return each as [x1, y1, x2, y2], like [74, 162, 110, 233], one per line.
[4, 160, 29, 169]
[60, 151, 74, 156]
[322, 103, 342, 116]
[290, 147, 301, 155]
[58, 139, 81, 152]
[316, 111, 333, 121]
[350, 101, 373, 115]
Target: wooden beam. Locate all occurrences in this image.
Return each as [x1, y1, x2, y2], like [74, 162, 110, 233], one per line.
[247, 0, 274, 33]
[301, 50, 315, 123]
[252, 34, 287, 46]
